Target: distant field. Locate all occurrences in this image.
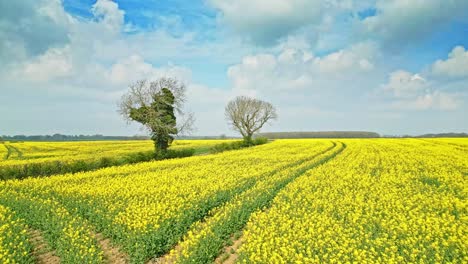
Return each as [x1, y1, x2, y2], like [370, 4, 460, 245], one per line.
[0, 138, 466, 263]
[0, 140, 234, 179]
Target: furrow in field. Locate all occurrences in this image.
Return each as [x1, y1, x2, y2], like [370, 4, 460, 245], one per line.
[28, 229, 60, 264]
[94, 232, 129, 264]
[215, 235, 244, 264]
[158, 141, 346, 264]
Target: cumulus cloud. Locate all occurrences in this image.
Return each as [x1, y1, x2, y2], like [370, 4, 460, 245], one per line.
[0, 0, 71, 63]
[209, 0, 324, 44]
[431, 46, 468, 79]
[314, 42, 377, 73]
[378, 44, 468, 112]
[0, 0, 231, 134]
[381, 70, 461, 111]
[227, 42, 378, 94]
[91, 0, 125, 33]
[382, 70, 428, 98]
[361, 0, 468, 46]
[20, 45, 73, 82]
[390, 91, 461, 111]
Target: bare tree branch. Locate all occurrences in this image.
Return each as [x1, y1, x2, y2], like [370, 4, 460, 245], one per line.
[225, 96, 277, 142]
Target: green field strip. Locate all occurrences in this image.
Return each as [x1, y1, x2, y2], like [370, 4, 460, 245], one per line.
[0, 143, 237, 180]
[0, 140, 239, 180]
[162, 141, 346, 264]
[0, 150, 156, 180]
[0, 204, 34, 264]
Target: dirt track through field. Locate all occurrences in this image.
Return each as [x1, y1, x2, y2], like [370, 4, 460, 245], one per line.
[94, 233, 130, 264]
[3, 143, 23, 160]
[29, 229, 60, 264]
[215, 235, 244, 264]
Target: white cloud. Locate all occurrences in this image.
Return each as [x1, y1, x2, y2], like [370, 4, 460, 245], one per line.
[91, 0, 125, 33]
[227, 51, 310, 94]
[1, 0, 467, 136]
[391, 91, 461, 111]
[381, 70, 461, 111]
[107, 55, 192, 86]
[314, 42, 377, 73]
[379, 45, 468, 112]
[361, 0, 468, 46]
[432, 46, 468, 78]
[0, 0, 70, 63]
[227, 42, 378, 94]
[209, 0, 324, 44]
[382, 70, 428, 98]
[21, 45, 73, 82]
[37, 0, 73, 25]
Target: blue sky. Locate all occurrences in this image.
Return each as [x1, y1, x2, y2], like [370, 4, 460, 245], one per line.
[1, 0, 467, 136]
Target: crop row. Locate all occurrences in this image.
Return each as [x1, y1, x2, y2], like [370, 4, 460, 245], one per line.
[0, 205, 33, 263]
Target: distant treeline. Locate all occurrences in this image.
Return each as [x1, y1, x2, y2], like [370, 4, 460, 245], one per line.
[1, 132, 466, 142]
[258, 131, 381, 139]
[385, 132, 468, 138]
[176, 135, 240, 140]
[0, 134, 149, 142]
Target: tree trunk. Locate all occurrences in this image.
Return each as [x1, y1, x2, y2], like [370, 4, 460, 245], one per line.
[244, 134, 253, 145]
[152, 134, 169, 157]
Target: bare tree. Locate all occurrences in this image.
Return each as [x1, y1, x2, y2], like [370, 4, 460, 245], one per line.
[118, 78, 195, 153]
[225, 96, 277, 143]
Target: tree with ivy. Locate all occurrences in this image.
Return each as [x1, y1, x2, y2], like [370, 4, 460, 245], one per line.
[119, 78, 194, 154]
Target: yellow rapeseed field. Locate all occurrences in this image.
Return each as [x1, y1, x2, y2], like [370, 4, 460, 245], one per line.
[0, 140, 232, 179]
[0, 138, 466, 263]
[239, 139, 467, 263]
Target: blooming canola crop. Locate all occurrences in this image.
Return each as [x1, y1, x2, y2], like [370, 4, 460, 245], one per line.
[0, 138, 466, 263]
[1, 139, 334, 262]
[239, 139, 468, 263]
